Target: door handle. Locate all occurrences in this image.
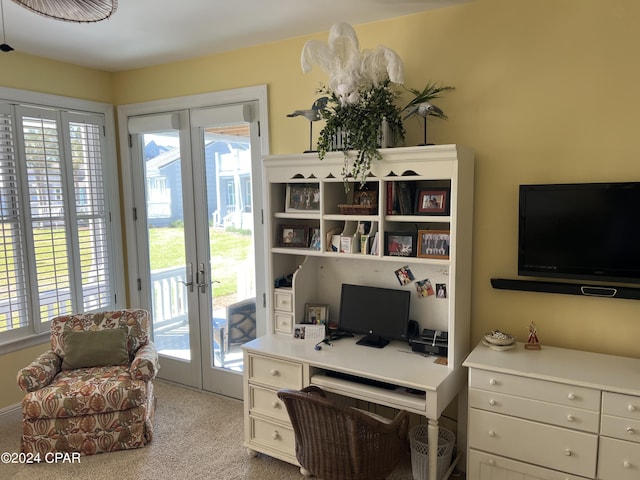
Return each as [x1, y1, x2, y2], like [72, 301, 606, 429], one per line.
[179, 262, 194, 292]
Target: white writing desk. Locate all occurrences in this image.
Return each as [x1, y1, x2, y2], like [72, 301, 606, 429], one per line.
[242, 333, 465, 479]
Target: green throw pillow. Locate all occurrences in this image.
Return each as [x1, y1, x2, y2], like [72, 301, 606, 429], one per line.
[62, 329, 129, 370]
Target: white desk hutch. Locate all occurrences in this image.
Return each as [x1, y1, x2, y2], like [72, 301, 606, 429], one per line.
[242, 145, 475, 479]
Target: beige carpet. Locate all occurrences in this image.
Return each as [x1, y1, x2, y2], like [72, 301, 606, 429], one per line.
[0, 380, 419, 480]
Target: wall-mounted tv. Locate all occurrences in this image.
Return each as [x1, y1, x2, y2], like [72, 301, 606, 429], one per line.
[518, 182, 640, 284]
[338, 283, 411, 348]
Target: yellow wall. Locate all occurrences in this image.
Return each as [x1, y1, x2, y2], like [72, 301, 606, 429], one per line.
[2, 0, 640, 410]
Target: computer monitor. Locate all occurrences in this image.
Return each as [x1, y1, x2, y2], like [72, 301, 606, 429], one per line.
[338, 283, 411, 348]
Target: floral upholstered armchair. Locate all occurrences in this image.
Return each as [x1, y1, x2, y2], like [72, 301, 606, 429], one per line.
[16, 309, 159, 456]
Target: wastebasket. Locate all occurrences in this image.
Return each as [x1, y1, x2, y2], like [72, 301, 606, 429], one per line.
[409, 424, 455, 480]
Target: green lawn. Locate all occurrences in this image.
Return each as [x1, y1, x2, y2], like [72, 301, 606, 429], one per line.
[148, 227, 252, 299]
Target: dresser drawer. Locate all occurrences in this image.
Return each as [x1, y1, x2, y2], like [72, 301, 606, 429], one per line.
[597, 436, 640, 480]
[273, 290, 293, 313]
[602, 391, 640, 420]
[468, 408, 597, 478]
[468, 449, 591, 480]
[249, 415, 295, 457]
[601, 414, 640, 443]
[248, 384, 291, 423]
[469, 388, 599, 433]
[470, 369, 600, 411]
[248, 354, 303, 390]
[274, 312, 293, 334]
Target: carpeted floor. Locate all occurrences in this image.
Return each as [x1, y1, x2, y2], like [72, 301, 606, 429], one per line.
[0, 380, 418, 480]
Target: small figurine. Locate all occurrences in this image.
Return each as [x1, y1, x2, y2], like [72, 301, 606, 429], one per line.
[525, 321, 541, 350]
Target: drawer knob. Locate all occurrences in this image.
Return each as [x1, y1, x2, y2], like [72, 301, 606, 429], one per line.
[487, 459, 496, 466]
[564, 449, 572, 456]
[489, 399, 496, 406]
[272, 430, 280, 440]
[626, 427, 636, 435]
[272, 401, 280, 409]
[567, 393, 576, 400]
[270, 369, 279, 376]
[628, 404, 637, 412]
[566, 414, 575, 422]
[488, 430, 495, 437]
[623, 460, 631, 469]
[489, 378, 497, 386]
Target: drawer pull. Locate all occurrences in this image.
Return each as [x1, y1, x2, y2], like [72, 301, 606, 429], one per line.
[626, 426, 636, 435]
[487, 459, 496, 466]
[271, 401, 280, 409]
[270, 369, 279, 377]
[489, 378, 497, 386]
[488, 430, 495, 437]
[623, 460, 631, 469]
[272, 430, 280, 440]
[489, 399, 496, 406]
[628, 404, 637, 412]
[567, 393, 576, 400]
[564, 449, 572, 456]
[566, 414, 575, 422]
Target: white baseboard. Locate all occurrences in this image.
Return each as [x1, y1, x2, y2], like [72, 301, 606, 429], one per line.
[0, 403, 21, 417]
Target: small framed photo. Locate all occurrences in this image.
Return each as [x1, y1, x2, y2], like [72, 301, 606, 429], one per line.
[384, 232, 417, 257]
[285, 183, 320, 212]
[353, 189, 377, 207]
[417, 229, 450, 259]
[278, 224, 309, 247]
[305, 303, 329, 324]
[414, 188, 450, 215]
[309, 227, 321, 250]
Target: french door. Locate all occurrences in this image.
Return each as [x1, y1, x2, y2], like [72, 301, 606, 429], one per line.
[125, 99, 265, 398]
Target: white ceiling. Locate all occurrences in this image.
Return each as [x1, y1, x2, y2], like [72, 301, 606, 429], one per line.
[0, 0, 471, 72]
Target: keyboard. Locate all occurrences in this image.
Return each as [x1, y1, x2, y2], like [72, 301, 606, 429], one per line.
[324, 370, 397, 391]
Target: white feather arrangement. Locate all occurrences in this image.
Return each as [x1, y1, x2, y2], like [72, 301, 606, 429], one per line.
[301, 22, 404, 105]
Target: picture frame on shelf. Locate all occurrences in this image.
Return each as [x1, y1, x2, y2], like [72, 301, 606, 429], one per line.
[278, 224, 309, 247]
[353, 189, 377, 207]
[305, 303, 329, 324]
[414, 188, 450, 215]
[285, 183, 320, 212]
[384, 232, 417, 257]
[417, 229, 450, 259]
[309, 227, 321, 250]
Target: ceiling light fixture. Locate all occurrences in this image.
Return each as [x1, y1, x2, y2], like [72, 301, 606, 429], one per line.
[0, 0, 13, 52]
[11, 0, 117, 23]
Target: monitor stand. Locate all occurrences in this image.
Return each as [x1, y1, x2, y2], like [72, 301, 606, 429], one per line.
[356, 334, 389, 348]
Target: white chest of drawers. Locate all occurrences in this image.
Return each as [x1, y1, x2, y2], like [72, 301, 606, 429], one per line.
[464, 342, 640, 480]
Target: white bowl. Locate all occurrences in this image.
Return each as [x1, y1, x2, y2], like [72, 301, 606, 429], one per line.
[484, 331, 515, 346]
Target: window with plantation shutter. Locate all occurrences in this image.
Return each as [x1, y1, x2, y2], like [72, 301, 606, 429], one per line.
[0, 96, 120, 345]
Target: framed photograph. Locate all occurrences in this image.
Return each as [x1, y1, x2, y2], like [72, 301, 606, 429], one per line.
[414, 188, 450, 215]
[309, 227, 321, 250]
[278, 224, 309, 247]
[353, 189, 377, 207]
[285, 183, 320, 212]
[384, 232, 417, 257]
[417, 229, 450, 259]
[305, 303, 329, 324]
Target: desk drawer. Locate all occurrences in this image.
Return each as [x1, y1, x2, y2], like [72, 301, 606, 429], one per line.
[248, 384, 291, 423]
[602, 391, 640, 420]
[597, 436, 640, 480]
[274, 312, 293, 334]
[248, 354, 303, 390]
[249, 415, 295, 457]
[469, 388, 599, 433]
[470, 369, 600, 411]
[601, 414, 640, 443]
[468, 408, 597, 478]
[274, 290, 293, 313]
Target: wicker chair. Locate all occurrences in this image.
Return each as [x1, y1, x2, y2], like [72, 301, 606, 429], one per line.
[277, 386, 409, 480]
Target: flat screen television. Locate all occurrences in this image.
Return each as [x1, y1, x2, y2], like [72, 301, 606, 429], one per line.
[338, 283, 411, 348]
[518, 182, 640, 284]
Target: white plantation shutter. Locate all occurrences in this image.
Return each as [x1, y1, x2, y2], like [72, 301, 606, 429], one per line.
[0, 100, 117, 340]
[0, 104, 30, 339]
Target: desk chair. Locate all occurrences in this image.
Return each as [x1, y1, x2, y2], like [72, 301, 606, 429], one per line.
[277, 386, 409, 480]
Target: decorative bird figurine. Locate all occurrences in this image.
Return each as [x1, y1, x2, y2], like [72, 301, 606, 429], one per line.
[287, 97, 329, 152]
[403, 102, 445, 146]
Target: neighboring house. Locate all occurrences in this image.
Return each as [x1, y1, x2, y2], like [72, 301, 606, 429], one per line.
[145, 139, 251, 229]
